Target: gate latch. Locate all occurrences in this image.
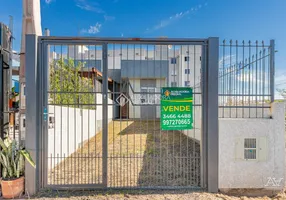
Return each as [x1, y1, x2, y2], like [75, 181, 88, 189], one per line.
[43, 107, 48, 121]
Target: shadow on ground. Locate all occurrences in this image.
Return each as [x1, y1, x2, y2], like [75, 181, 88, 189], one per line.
[48, 120, 201, 188]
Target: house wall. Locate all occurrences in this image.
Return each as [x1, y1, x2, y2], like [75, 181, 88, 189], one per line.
[128, 78, 167, 119]
[47, 94, 113, 169]
[219, 103, 285, 189]
[129, 79, 141, 118]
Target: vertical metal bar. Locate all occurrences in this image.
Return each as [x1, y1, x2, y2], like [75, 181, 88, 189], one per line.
[242, 41, 245, 118]
[126, 44, 129, 187]
[235, 41, 238, 118]
[172, 45, 175, 182]
[255, 41, 258, 118]
[270, 40, 275, 103]
[134, 43, 136, 187]
[87, 45, 90, 185]
[206, 37, 219, 192]
[201, 43, 207, 188]
[102, 43, 108, 187]
[41, 40, 47, 187]
[159, 44, 162, 186]
[41, 41, 48, 187]
[193, 44, 196, 186]
[259, 50, 262, 117]
[60, 45, 63, 185]
[73, 44, 77, 185]
[252, 54, 254, 118]
[112, 43, 115, 187]
[94, 44, 98, 184]
[52, 45, 56, 185]
[248, 41, 251, 118]
[139, 44, 143, 187]
[67, 45, 70, 185]
[187, 44, 190, 186]
[222, 40, 225, 118]
[119, 43, 122, 187]
[25, 34, 39, 195]
[166, 45, 169, 185]
[229, 40, 232, 118]
[80, 45, 84, 184]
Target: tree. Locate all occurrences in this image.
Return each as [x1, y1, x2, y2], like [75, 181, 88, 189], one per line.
[277, 88, 286, 100]
[49, 59, 95, 109]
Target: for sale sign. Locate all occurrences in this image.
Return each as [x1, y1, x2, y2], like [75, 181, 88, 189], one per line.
[160, 87, 193, 130]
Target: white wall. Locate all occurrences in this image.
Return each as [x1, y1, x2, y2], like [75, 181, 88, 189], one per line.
[219, 103, 285, 190]
[129, 79, 141, 118]
[48, 94, 113, 169]
[156, 79, 167, 118]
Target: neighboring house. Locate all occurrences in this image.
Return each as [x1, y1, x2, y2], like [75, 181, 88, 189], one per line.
[16, 44, 202, 132]
[48, 45, 202, 120]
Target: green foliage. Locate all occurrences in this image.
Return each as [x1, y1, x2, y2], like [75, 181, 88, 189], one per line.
[50, 59, 95, 109]
[0, 137, 36, 179]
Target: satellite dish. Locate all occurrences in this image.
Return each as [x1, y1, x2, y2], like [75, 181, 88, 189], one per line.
[168, 45, 172, 50]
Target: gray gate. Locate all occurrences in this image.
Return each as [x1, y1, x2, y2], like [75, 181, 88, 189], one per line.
[25, 36, 219, 193]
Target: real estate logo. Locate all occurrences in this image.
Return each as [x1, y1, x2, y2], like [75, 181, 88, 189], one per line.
[264, 177, 284, 187]
[116, 93, 129, 107]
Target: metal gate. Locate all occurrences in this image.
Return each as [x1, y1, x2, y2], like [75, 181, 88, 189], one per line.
[25, 36, 219, 192]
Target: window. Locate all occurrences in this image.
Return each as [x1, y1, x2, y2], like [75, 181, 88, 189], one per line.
[171, 58, 176, 64]
[244, 138, 257, 160]
[184, 81, 190, 87]
[185, 69, 190, 74]
[184, 56, 189, 62]
[171, 82, 177, 87]
[140, 87, 156, 104]
[23, 86, 26, 96]
[23, 119, 26, 128]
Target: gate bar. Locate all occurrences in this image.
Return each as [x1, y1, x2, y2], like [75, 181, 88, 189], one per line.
[39, 36, 208, 43]
[206, 37, 219, 192]
[270, 40, 275, 103]
[102, 43, 108, 186]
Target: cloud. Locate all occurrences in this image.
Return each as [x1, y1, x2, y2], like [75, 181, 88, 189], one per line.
[75, 0, 105, 13]
[104, 15, 115, 21]
[45, 0, 53, 4]
[219, 55, 236, 69]
[146, 3, 207, 32]
[81, 23, 102, 34]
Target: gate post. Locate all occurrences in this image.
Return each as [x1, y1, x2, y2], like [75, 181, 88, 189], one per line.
[207, 37, 219, 192]
[25, 34, 39, 195]
[102, 43, 108, 187]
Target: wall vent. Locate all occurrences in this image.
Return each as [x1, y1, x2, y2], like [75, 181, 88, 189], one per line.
[244, 138, 257, 160]
[235, 137, 267, 161]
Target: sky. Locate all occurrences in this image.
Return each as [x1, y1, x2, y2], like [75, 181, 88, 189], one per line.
[0, 0, 286, 97]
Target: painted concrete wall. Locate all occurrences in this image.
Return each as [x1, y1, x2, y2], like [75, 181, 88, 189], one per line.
[128, 79, 141, 118]
[219, 103, 285, 189]
[48, 94, 113, 169]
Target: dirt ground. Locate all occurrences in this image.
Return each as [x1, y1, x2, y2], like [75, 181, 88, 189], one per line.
[32, 189, 286, 200]
[49, 120, 200, 187]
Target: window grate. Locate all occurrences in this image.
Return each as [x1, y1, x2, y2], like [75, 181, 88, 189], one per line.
[244, 138, 257, 160]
